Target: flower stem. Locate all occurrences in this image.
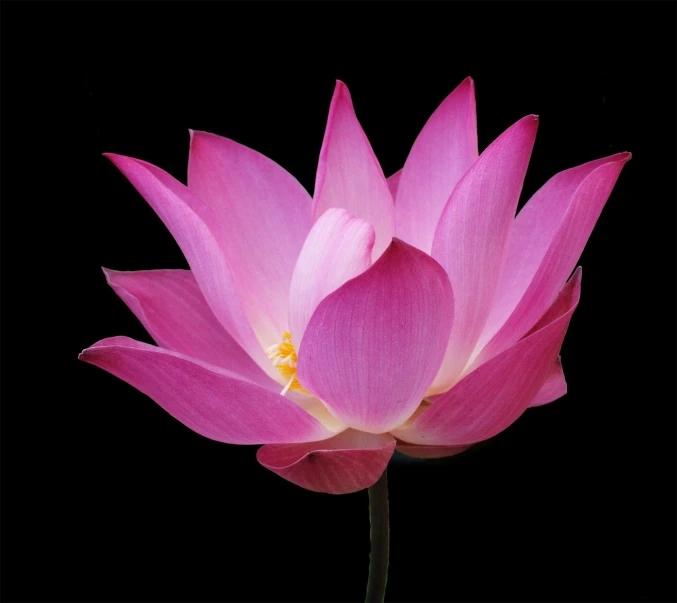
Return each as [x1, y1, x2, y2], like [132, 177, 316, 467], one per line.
[365, 469, 389, 603]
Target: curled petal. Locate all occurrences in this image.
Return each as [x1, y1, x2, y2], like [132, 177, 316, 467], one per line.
[394, 268, 581, 446]
[288, 208, 374, 345]
[395, 77, 478, 253]
[529, 356, 567, 407]
[431, 116, 538, 390]
[79, 337, 335, 444]
[313, 80, 394, 258]
[297, 239, 453, 434]
[257, 430, 395, 494]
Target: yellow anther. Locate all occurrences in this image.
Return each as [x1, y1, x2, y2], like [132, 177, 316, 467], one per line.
[265, 332, 311, 396]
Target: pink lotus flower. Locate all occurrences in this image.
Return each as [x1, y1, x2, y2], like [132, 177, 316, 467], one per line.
[80, 78, 629, 495]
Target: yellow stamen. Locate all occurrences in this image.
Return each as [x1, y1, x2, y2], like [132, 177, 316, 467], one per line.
[265, 331, 311, 396]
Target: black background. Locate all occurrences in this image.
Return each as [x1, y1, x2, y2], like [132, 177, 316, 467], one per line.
[2, 2, 675, 602]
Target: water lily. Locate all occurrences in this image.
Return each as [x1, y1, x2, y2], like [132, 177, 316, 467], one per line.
[80, 78, 628, 496]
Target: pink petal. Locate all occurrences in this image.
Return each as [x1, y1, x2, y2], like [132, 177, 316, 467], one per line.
[472, 153, 630, 366]
[188, 131, 313, 349]
[79, 337, 335, 444]
[393, 268, 581, 446]
[297, 239, 454, 434]
[288, 208, 374, 345]
[312, 81, 394, 259]
[387, 169, 402, 198]
[394, 77, 479, 253]
[395, 443, 471, 459]
[430, 116, 538, 390]
[257, 430, 395, 494]
[529, 356, 567, 407]
[105, 154, 275, 379]
[104, 268, 276, 390]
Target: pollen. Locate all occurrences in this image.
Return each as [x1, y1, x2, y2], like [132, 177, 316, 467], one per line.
[265, 331, 311, 396]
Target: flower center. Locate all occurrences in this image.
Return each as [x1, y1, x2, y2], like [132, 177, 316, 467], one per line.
[265, 331, 310, 396]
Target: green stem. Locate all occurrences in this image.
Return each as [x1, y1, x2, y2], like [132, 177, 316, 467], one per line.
[365, 469, 390, 603]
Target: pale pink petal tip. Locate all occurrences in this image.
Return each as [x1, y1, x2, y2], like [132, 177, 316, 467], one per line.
[288, 208, 374, 344]
[257, 431, 395, 494]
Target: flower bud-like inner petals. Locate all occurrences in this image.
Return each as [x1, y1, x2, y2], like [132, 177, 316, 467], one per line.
[266, 332, 311, 396]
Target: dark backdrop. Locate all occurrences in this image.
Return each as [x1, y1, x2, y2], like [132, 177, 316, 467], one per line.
[2, 2, 675, 602]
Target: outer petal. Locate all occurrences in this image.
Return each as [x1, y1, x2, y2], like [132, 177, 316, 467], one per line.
[297, 239, 454, 434]
[395, 443, 471, 459]
[288, 208, 375, 344]
[394, 268, 581, 446]
[79, 337, 335, 444]
[104, 154, 276, 379]
[430, 116, 538, 390]
[529, 356, 567, 407]
[188, 131, 312, 349]
[387, 169, 402, 199]
[257, 430, 395, 494]
[104, 268, 276, 389]
[394, 77, 479, 253]
[312, 81, 394, 259]
[471, 153, 630, 366]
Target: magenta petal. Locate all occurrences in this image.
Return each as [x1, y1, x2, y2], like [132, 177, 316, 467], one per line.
[297, 239, 454, 434]
[395, 77, 479, 253]
[79, 337, 334, 444]
[430, 116, 538, 390]
[529, 356, 567, 407]
[288, 208, 374, 344]
[312, 81, 394, 258]
[474, 153, 630, 365]
[387, 169, 402, 198]
[188, 131, 312, 348]
[395, 443, 472, 459]
[394, 268, 581, 446]
[104, 154, 274, 378]
[257, 430, 395, 494]
[104, 268, 276, 389]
